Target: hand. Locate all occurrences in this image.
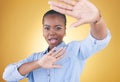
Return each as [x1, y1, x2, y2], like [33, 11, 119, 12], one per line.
[37, 47, 66, 69]
[49, 0, 100, 28]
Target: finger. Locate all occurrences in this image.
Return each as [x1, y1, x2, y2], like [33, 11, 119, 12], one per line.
[77, 0, 87, 1]
[55, 47, 66, 58]
[51, 47, 64, 57]
[53, 47, 66, 57]
[56, 52, 65, 61]
[49, 1, 73, 11]
[59, 0, 77, 6]
[50, 5, 73, 17]
[48, 47, 56, 55]
[52, 64, 62, 68]
[69, 19, 86, 28]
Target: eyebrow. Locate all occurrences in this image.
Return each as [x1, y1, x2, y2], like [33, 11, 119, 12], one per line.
[43, 25, 62, 27]
[55, 25, 62, 27]
[43, 25, 49, 27]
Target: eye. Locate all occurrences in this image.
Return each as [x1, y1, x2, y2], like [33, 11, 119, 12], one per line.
[44, 26, 50, 30]
[55, 26, 62, 30]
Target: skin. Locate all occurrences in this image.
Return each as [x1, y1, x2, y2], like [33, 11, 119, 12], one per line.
[18, 47, 66, 75]
[43, 14, 66, 50]
[18, 14, 66, 76]
[18, 0, 108, 76]
[49, 0, 107, 39]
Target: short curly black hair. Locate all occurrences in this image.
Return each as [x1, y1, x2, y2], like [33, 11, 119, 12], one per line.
[42, 10, 66, 26]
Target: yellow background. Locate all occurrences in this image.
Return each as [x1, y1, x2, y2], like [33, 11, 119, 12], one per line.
[0, 0, 120, 82]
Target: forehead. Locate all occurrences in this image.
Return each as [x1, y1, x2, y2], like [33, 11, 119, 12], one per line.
[43, 14, 65, 24]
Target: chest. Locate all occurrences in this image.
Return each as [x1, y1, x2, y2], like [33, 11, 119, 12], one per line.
[31, 56, 82, 82]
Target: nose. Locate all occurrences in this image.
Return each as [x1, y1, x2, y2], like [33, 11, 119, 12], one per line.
[49, 29, 56, 36]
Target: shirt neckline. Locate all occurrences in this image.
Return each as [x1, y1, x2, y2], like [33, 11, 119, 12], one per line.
[43, 41, 66, 54]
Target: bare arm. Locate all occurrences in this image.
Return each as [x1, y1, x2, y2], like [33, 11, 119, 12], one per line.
[18, 47, 66, 76]
[90, 16, 107, 40]
[18, 60, 40, 76]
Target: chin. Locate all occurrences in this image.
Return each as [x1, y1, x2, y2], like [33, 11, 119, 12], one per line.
[50, 44, 57, 47]
[49, 43, 58, 48]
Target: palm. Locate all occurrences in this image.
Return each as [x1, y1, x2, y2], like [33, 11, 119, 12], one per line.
[40, 55, 57, 68]
[49, 0, 99, 27]
[38, 47, 66, 69]
[72, 1, 98, 20]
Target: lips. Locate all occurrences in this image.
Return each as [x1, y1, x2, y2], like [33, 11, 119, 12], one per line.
[48, 38, 58, 44]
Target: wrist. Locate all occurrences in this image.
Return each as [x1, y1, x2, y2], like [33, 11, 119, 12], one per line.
[36, 60, 43, 68]
[93, 13, 102, 24]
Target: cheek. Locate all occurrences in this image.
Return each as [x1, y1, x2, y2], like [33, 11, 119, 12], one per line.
[43, 31, 48, 39]
[58, 32, 66, 38]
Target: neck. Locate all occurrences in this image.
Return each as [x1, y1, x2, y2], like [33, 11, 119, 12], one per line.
[48, 41, 63, 51]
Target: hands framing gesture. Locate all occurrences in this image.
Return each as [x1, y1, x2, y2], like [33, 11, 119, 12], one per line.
[49, 0, 100, 28]
[37, 47, 66, 69]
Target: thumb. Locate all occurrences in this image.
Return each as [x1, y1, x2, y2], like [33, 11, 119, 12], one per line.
[69, 19, 86, 28]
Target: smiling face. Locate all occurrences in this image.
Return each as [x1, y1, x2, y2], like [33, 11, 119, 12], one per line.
[43, 14, 66, 49]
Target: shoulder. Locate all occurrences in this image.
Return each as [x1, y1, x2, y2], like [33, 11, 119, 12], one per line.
[67, 41, 82, 46]
[66, 41, 82, 50]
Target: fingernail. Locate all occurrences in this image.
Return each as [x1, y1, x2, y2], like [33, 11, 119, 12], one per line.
[53, 50, 56, 52]
[52, 47, 56, 52]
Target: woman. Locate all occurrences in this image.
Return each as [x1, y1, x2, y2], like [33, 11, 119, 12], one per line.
[3, 0, 111, 82]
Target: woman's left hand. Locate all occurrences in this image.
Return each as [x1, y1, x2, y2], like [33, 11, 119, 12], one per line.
[49, 0, 100, 28]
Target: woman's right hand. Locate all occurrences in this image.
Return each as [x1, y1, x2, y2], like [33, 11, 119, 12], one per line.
[37, 47, 66, 69]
